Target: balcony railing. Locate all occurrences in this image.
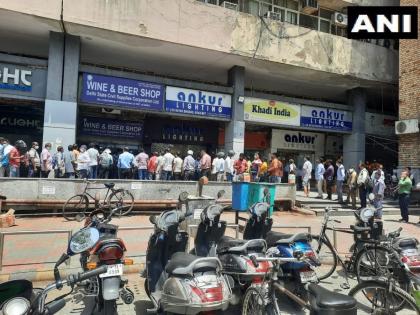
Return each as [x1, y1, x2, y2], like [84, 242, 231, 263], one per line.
[196, 0, 398, 50]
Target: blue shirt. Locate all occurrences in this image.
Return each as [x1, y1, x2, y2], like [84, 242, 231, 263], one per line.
[117, 152, 134, 169]
[315, 163, 325, 181]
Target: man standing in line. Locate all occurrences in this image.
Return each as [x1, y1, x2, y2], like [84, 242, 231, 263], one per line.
[98, 148, 113, 179]
[77, 145, 91, 179]
[9, 140, 26, 178]
[173, 152, 183, 180]
[200, 149, 211, 178]
[315, 158, 325, 199]
[398, 170, 412, 223]
[268, 153, 282, 183]
[345, 167, 358, 210]
[63, 145, 75, 178]
[211, 153, 220, 181]
[156, 152, 164, 180]
[357, 163, 369, 208]
[336, 159, 345, 203]
[214, 152, 225, 182]
[372, 170, 385, 220]
[117, 147, 134, 180]
[324, 160, 335, 200]
[234, 153, 247, 180]
[302, 156, 312, 197]
[41, 143, 53, 178]
[162, 148, 175, 180]
[147, 152, 158, 180]
[183, 150, 195, 181]
[27, 142, 41, 178]
[224, 150, 235, 182]
[135, 148, 149, 180]
[87, 143, 99, 179]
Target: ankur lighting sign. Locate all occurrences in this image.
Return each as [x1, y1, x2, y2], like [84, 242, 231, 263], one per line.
[244, 97, 300, 126]
[300, 105, 353, 132]
[165, 86, 232, 119]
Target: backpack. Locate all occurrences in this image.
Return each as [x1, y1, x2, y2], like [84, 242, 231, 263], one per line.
[1, 153, 9, 168]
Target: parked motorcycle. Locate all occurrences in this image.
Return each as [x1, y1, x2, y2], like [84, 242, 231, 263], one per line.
[0, 225, 107, 315]
[144, 205, 232, 314]
[68, 206, 134, 314]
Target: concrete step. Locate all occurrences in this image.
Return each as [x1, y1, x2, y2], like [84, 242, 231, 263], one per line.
[302, 206, 420, 217]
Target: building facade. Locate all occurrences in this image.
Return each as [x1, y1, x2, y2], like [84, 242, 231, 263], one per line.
[399, 0, 419, 181]
[0, 0, 398, 170]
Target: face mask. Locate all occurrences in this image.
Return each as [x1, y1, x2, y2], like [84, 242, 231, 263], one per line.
[35, 146, 39, 150]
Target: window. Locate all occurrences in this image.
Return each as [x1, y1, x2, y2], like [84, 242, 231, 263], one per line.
[320, 19, 330, 33]
[286, 11, 298, 24]
[319, 8, 333, 19]
[285, 0, 298, 10]
[299, 13, 318, 30]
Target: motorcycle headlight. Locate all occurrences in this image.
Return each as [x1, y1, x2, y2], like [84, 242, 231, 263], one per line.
[3, 297, 30, 315]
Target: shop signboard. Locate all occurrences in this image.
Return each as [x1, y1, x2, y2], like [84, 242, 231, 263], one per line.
[165, 86, 232, 119]
[80, 73, 164, 111]
[300, 105, 353, 132]
[244, 97, 300, 126]
[0, 63, 47, 99]
[79, 116, 143, 139]
[271, 129, 325, 155]
[0, 109, 43, 134]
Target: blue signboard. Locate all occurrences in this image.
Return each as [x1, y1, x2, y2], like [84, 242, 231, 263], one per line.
[165, 86, 232, 119]
[80, 73, 164, 111]
[300, 105, 353, 132]
[79, 116, 143, 139]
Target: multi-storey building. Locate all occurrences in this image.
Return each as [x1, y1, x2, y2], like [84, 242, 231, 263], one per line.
[0, 0, 398, 170]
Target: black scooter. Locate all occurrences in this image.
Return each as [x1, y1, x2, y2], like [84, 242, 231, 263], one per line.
[144, 207, 232, 314]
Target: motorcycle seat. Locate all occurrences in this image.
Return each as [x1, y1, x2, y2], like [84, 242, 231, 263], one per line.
[265, 231, 310, 247]
[104, 183, 115, 189]
[307, 283, 357, 311]
[165, 252, 219, 276]
[217, 236, 266, 254]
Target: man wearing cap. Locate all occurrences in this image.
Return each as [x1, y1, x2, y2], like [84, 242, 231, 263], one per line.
[183, 150, 195, 181]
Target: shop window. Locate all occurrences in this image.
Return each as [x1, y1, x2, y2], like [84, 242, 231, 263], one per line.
[319, 8, 333, 20]
[299, 13, 318, 30]
[319, 19, 330, 33]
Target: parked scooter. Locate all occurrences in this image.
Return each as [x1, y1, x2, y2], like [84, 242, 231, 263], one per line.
[144, 199, 232, 314]
[74, 206, 134, 314]
[193, 201, 271, 306]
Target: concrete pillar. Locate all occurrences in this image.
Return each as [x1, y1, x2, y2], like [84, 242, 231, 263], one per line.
[43, 33, 79, 149]
[224, 66, 245, 157]
[343, 88, 366, 169]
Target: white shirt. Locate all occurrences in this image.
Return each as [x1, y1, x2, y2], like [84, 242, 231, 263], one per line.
[224, 156, 234, 175]
[336, 164, 346, 181]
[214, 158, 225, 173]
[302, 160, 312, 179]
[173, 157, 183, 173]
[211, 157, 219, 174]
[357, 168, 369, 185]
[77, 151, 91, 170]
[87, 148, 99, 166]
[163, 152, 175, 172]
[371, 169, 385, 181]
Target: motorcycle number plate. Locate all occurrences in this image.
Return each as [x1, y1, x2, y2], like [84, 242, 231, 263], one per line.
[99, 264, 123, 278]
[299, 270, 317, 283]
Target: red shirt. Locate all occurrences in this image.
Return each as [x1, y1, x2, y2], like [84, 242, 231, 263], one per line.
[148, 156, 158, 173]
[9, 147, 21, 167]
[234, 159, 247, 174]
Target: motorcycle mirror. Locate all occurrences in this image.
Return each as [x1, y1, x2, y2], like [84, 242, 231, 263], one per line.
[149, 215, 157, 225]
[217, 190, 225, 199]
[178, 191, 189, 203]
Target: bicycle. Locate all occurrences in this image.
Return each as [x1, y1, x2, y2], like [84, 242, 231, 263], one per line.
[309, 207, 399, 284]
[242, 252, 358, 315]
[349, 247, 420, 314]
[62, 181, 134, 221]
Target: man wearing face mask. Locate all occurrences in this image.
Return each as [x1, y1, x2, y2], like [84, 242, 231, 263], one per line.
[28, 142, 41, 178]
[41, 143, 53, 178]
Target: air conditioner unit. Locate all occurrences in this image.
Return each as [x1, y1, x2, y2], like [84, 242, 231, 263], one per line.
[301, 0, 318, 15]
[264, 11, 282, 21]
[220, 1, 238, 11]
[333, 12, 348, 26]
[395, 119, 419, 135]
[102, 108, 121, 115]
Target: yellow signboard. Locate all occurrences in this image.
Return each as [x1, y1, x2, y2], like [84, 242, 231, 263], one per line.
[244, 97, 301, 126]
